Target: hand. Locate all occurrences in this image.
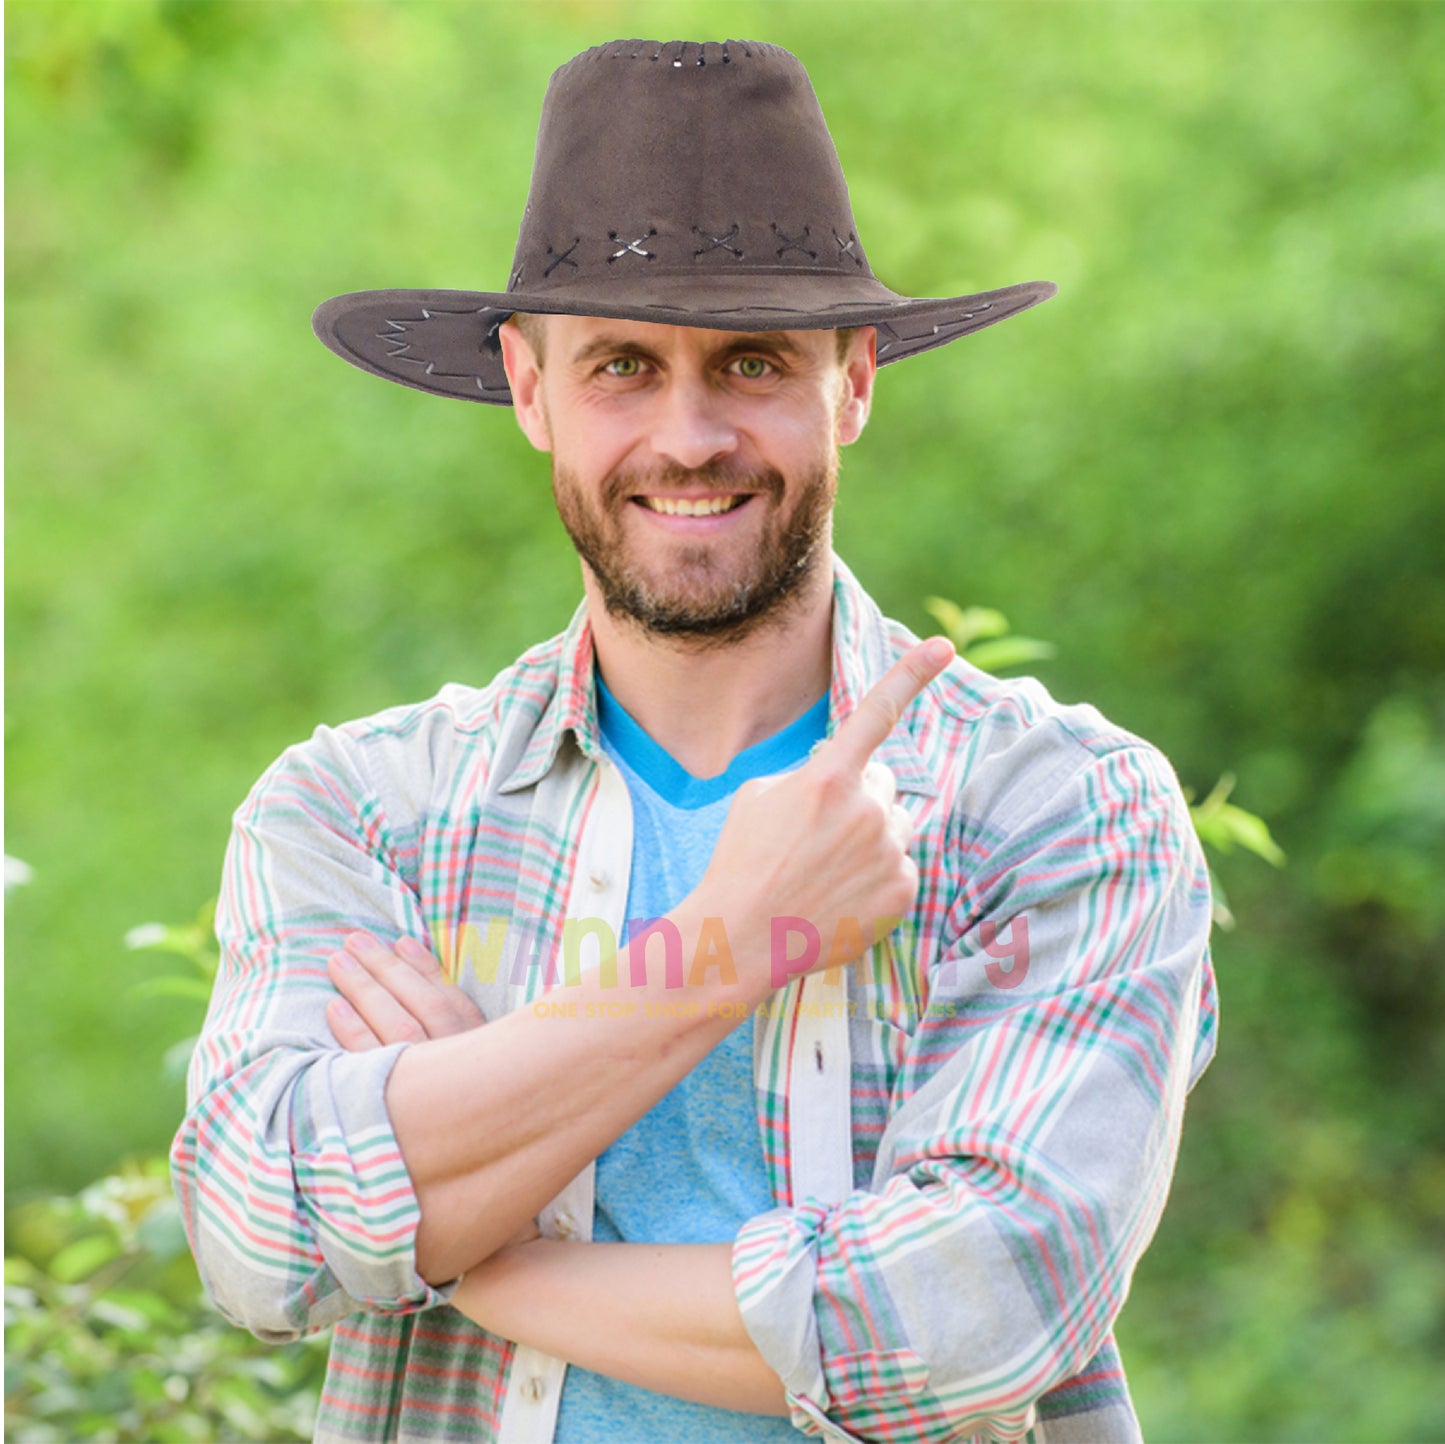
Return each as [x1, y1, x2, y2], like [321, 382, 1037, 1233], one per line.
[326, 933, 486, 1050]
[692, 636, 954, 988]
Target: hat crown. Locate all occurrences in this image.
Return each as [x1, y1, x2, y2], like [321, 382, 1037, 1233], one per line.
[311, 36, 1057, 406]
[509, 40, 872, 295]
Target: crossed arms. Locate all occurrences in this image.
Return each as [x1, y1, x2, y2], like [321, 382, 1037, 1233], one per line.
[172, 637, 1217, 1440]
[314, 642, 952, 1414]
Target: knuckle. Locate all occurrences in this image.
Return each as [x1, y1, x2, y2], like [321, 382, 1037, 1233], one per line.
[445, 1002, 482, 1033]
[814, 765, 854, 805]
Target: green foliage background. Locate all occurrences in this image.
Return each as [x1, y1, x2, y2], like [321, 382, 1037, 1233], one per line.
[6, 2, 1444, 1439]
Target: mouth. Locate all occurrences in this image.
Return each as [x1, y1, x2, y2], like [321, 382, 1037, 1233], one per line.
[632, 493, 753, 517]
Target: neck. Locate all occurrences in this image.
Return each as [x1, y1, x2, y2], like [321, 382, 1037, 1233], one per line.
[585, 557, 835, 780]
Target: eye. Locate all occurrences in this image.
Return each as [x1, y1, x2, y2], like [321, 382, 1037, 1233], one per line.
[731, 355, 772, 380]
[603, 355, 644, 378]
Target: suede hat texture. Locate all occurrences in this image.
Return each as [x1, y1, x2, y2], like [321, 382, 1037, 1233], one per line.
[312, 38, 1057, 405]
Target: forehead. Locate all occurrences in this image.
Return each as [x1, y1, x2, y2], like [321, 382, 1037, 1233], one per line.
[541, 314, 838, 363]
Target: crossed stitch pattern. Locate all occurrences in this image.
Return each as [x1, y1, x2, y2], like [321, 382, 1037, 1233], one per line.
[771, 222, 817, 261]
[834, 230, 863, 267]
[607, 228, 658, 262]
[693, 224, 743, 259]
[543, 239, 581, 279]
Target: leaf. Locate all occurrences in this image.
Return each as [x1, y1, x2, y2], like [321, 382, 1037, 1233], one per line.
[87, 1297, 151, 1333]
[1189, 773, 1287, 867]
[47, 1235, 123, 1284]
[123, 923, 171, 951]
[923, 597, 1010, 652]
[125, 922, 210, 959]
[921, 595, 970, 640]
[162, 1035, 198, 1084]
[963, 636, 1058, 674]
[129, 976, 214, 1004]
[136, 1203, 190, 1263]
[1207, 866, 1237, 931]
[4, 854, 35, 892]
[1218, 804, 1288, 867]
[96, 1286, 185, 1329]
[5, 1257, 46, 1289]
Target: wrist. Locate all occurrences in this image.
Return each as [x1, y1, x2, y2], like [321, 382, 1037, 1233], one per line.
[666, 896, 776, 1008]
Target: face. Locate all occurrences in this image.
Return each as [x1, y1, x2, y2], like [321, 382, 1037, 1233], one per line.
[500, 316, 876, 646]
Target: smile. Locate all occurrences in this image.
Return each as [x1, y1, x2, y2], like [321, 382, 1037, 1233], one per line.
[634, 494, 750, 517]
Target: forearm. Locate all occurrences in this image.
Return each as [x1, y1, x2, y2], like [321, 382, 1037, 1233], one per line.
[386, 899, 774, 1283]
[175, 1040, 449, 1339]
[354, 646, 947, 1287]
[453, 1239, 788, 1416]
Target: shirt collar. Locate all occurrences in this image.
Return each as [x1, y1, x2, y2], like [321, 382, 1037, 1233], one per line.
[825, 554, 939, 799]
[498, 552, 938, 799]
[497, 595, 602, 794]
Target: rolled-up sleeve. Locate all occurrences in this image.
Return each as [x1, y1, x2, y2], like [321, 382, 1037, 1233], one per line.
[733, 741, 1218, 1443]
[170, 724, 455, 1342]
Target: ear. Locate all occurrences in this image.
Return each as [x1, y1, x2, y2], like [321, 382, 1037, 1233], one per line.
[834, 327, 878, 448]
[500, 318, 552, 453]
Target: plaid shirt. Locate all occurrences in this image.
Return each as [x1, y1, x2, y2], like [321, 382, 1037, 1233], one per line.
[172, 554, 1217, 1444]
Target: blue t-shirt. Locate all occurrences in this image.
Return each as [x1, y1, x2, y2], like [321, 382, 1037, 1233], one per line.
[552, 675, 827, 1442]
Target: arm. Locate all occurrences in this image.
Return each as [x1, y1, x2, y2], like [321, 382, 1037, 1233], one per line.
[730, 742, 1219, 1443]
[321, 701, 1214, 1441]
[170, 722, 451, 1340]
[177, 644, 954, 1332]
[334, 737, 1214, 1442]
[330, 640, 951, 1287]
[451, 1240, 789, 1417]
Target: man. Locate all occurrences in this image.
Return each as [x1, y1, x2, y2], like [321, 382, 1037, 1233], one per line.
[173, 38, 1218, 1444]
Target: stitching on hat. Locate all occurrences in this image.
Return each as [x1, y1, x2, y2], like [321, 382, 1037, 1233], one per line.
[378, 318, 416, 358]
[607, 228, 658, 262]
[771, 223, 816, 261]
[543, 239, 581, 278]
[833, 230, 863, 268]
[872, 306, 995, 356]
[693, 224, 742, 259]
[873, 321, 901, 358]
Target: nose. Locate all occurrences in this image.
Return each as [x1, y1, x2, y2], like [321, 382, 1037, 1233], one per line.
[647, 375, 739, 472]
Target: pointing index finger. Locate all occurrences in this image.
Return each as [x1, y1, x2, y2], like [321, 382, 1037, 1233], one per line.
[821, 637, 954, 773]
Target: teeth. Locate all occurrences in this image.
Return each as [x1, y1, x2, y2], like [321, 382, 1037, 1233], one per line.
[641, 495, 745, 516]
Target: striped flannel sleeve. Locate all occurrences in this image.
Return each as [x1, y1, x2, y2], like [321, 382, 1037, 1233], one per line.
[733, 741, 1217, 1443]
[170, 724, 455, 1342]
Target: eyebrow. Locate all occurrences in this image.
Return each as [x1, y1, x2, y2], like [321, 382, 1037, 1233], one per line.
[567, 331, 806, 367]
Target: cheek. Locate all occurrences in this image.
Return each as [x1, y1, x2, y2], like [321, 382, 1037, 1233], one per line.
[548, 393, 645, 469]
[771, 400, 843, 461]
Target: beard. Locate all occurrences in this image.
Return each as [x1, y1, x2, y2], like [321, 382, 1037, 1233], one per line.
[552, 456, 836, 647]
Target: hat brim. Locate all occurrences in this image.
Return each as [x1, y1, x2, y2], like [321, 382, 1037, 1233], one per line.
[311, 276, 1057, 406]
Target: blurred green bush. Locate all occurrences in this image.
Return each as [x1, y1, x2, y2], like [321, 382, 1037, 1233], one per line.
[5, 1159, 328, 1442]
[6, 2, 1444, 1439]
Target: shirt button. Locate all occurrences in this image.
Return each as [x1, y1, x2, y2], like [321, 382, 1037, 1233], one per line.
[588, 868, 610, 891]
[522, 1376, 547, 1403]
[553, 1211, 576, 1239]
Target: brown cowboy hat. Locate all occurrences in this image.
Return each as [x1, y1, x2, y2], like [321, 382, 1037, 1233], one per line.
[312, 39, 1056, 406]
